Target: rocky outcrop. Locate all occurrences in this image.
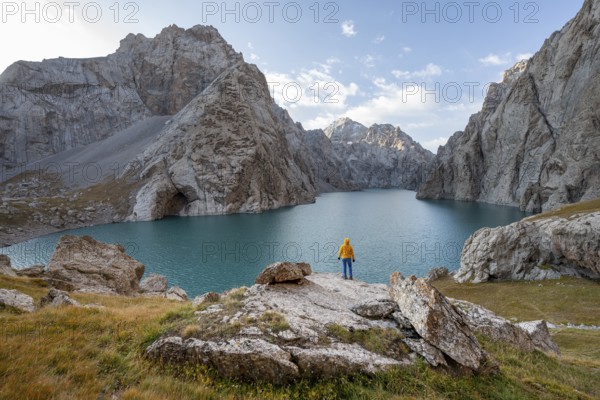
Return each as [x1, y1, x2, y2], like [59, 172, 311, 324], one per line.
[40, 288, 81, 308]
[0, 289, 36, 312]
[0, 255, 16, 277]
[318, 118, 434, 190]
[45, 235, 145, 295]
[389, 273, 492, 372]
[255, 262, 312, 284]
[148, 266, 555, 383]
[456, 212, 600, 283]
[418, 0, 600, 212]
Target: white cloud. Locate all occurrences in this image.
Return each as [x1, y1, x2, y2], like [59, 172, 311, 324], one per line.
[422, 137, 449, 153]
[392, 63, 443, 80]
[265, 64, 359, 113]
[361, 54, 376, 68]
[341, 20, 357, 37]
[403, 47, 413, 53]
[249, 53, 260, 61]
[247, 42, 254, 50]
[478, 53, 512, 66]
[516, 53, 533, 61]
[374, 35, 385, 44]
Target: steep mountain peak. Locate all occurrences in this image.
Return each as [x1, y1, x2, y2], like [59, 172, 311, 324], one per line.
[417, 0, 600, 212]
[323, 117, 368, 143]
[502, 59, 529, 84]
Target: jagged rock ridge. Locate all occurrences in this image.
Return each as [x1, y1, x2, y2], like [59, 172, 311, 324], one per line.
[0, 25, 242, 166]
[312, 117, 434, 191]
[418, 0, 600, 212]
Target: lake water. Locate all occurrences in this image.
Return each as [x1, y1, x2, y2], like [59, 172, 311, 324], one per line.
[3, 190, 528, 297]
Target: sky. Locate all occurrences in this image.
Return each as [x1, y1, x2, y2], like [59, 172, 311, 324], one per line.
[0, 0, 585, 152]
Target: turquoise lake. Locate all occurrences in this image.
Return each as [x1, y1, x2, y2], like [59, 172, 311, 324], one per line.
[3, 190, 528, 297]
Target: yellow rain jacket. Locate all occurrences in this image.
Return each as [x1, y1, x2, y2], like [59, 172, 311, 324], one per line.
[338, 238, 355, 260]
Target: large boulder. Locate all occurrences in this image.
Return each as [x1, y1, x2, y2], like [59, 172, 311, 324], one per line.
[255, 262, 312, 284]
[389, 273, 492, 373]
[45, 235, 145, 295]
[0, 255, 16, 277]
[456, 212, 600, 283]
[0, 289, 36, 312]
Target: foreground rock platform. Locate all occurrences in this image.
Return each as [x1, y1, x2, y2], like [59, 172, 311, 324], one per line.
[146, 263, 557, 383]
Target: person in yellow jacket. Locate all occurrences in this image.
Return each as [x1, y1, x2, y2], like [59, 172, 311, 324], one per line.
[337, 238, 356, 280]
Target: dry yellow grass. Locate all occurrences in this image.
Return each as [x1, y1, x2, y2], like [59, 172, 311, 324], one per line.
[1, 275, 600, 399]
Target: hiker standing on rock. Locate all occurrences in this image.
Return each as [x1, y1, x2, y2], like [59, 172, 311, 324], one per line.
[337, 238, 356, 280]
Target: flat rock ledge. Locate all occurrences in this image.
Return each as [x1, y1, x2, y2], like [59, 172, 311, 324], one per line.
[146, 263, 557, 384]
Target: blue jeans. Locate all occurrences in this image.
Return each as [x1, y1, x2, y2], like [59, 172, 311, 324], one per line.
[341, 258, 353, 278]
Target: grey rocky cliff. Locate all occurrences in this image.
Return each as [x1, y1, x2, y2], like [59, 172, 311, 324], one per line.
[418, 0, 600, 212]
[320, 118, 434, 190]
[127, 61, 317, 221]
[0, 25, 241, 167]
[456, 211, 600, 283]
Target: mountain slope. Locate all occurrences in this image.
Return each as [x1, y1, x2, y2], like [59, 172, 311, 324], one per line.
[0, 25, 241, 166]
[321, 118, 434, 190]
[417, 0, 600, 212]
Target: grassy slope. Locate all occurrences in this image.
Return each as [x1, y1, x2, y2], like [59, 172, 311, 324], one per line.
[1, 275, 600, 400]
[527, 197, 600, 221]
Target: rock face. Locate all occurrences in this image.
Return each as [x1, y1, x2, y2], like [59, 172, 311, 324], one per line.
[255, 262, 312, 284]
[0, 25, 241, 167]
[46, 235, 145, 295]
[0, 289, 36, 312]
[389, 273, 491, 372]
[418, 0, 600, 212]
[0, 255, 16, 277]
[127, 58, 317, 221]
[318, 118, 434, 190]
[456, 212, 600, 283]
